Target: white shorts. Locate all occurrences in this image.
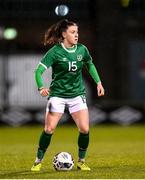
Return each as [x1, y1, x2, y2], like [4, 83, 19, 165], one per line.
[46, 95, 88, 114]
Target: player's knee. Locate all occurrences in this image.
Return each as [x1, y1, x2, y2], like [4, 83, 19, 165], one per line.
[79, 127, 89, 134]
[44, 126, 55, 134]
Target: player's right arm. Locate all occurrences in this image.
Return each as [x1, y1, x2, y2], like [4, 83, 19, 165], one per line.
[35, 64, 49, 97]
[35, 47, 55, 97]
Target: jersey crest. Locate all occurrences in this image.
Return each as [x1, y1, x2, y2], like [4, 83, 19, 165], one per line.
[77, 54, 83, 61]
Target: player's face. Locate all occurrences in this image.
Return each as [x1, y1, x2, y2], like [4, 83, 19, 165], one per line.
[62, 25, 78, 47]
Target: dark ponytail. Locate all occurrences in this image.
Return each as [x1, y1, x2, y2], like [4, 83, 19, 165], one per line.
[44, 19, 77, 46]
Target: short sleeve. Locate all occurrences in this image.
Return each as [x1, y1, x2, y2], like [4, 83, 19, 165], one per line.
[40, 47, 55, 69]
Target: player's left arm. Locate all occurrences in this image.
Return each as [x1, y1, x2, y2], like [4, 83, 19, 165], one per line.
[85, 62, 105, 96]
[83, 45, 105, 96]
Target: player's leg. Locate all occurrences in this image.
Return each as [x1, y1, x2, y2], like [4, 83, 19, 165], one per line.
[71, 109, 90, 170]
[69, 96, 90, 170]
[31, 97, 64, 171]
[31, 111, 63, 171]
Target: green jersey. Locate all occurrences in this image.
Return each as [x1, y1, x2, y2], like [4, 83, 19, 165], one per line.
[40, 43, 93, 98]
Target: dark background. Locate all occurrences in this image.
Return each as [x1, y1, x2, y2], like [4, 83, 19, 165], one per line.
[0, 0, 145, 126]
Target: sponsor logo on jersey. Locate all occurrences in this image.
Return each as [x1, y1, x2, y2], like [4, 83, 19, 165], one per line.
[77, 55, 83, 61]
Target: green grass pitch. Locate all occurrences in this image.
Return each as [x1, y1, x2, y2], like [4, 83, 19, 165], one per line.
[0, 124, 145, 179]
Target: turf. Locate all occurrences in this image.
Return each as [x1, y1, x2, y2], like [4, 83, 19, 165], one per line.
[0, 124, 145, 179]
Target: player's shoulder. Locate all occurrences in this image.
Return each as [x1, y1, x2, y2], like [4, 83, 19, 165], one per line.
[47, 43, 61, 52]
[77, 43, 87, 50]
[44, 44, 61, 57]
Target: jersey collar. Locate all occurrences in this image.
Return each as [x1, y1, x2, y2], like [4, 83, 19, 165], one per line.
[61, 43, 77, 53]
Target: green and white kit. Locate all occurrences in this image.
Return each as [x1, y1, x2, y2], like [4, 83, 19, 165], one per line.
[35, 43, 101, 98]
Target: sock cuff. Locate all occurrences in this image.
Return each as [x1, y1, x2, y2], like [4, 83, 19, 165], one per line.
[43, 131, 53, 137]
[79, 132, 89, 136]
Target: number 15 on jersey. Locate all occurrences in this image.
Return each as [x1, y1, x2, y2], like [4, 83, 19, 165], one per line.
[68, 61, 77, 72]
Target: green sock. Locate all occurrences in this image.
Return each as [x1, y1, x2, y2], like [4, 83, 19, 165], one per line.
[78, 132, 89, 160]
[37, 131, 52, 160]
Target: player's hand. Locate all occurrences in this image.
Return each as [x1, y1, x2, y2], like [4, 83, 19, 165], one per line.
[39, 88, 50, 97]
[97, 82, 105, 97]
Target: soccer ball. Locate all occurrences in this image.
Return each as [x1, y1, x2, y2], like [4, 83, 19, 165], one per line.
[53, 152, 74, 171]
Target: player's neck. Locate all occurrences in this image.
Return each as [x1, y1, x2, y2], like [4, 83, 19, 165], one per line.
[62, 42, 74, 49]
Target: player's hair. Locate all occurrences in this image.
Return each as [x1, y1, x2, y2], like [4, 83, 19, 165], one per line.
[44, 19, 77, 46]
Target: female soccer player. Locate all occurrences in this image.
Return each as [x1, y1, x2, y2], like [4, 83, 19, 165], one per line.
[31, 19, 104, 171]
